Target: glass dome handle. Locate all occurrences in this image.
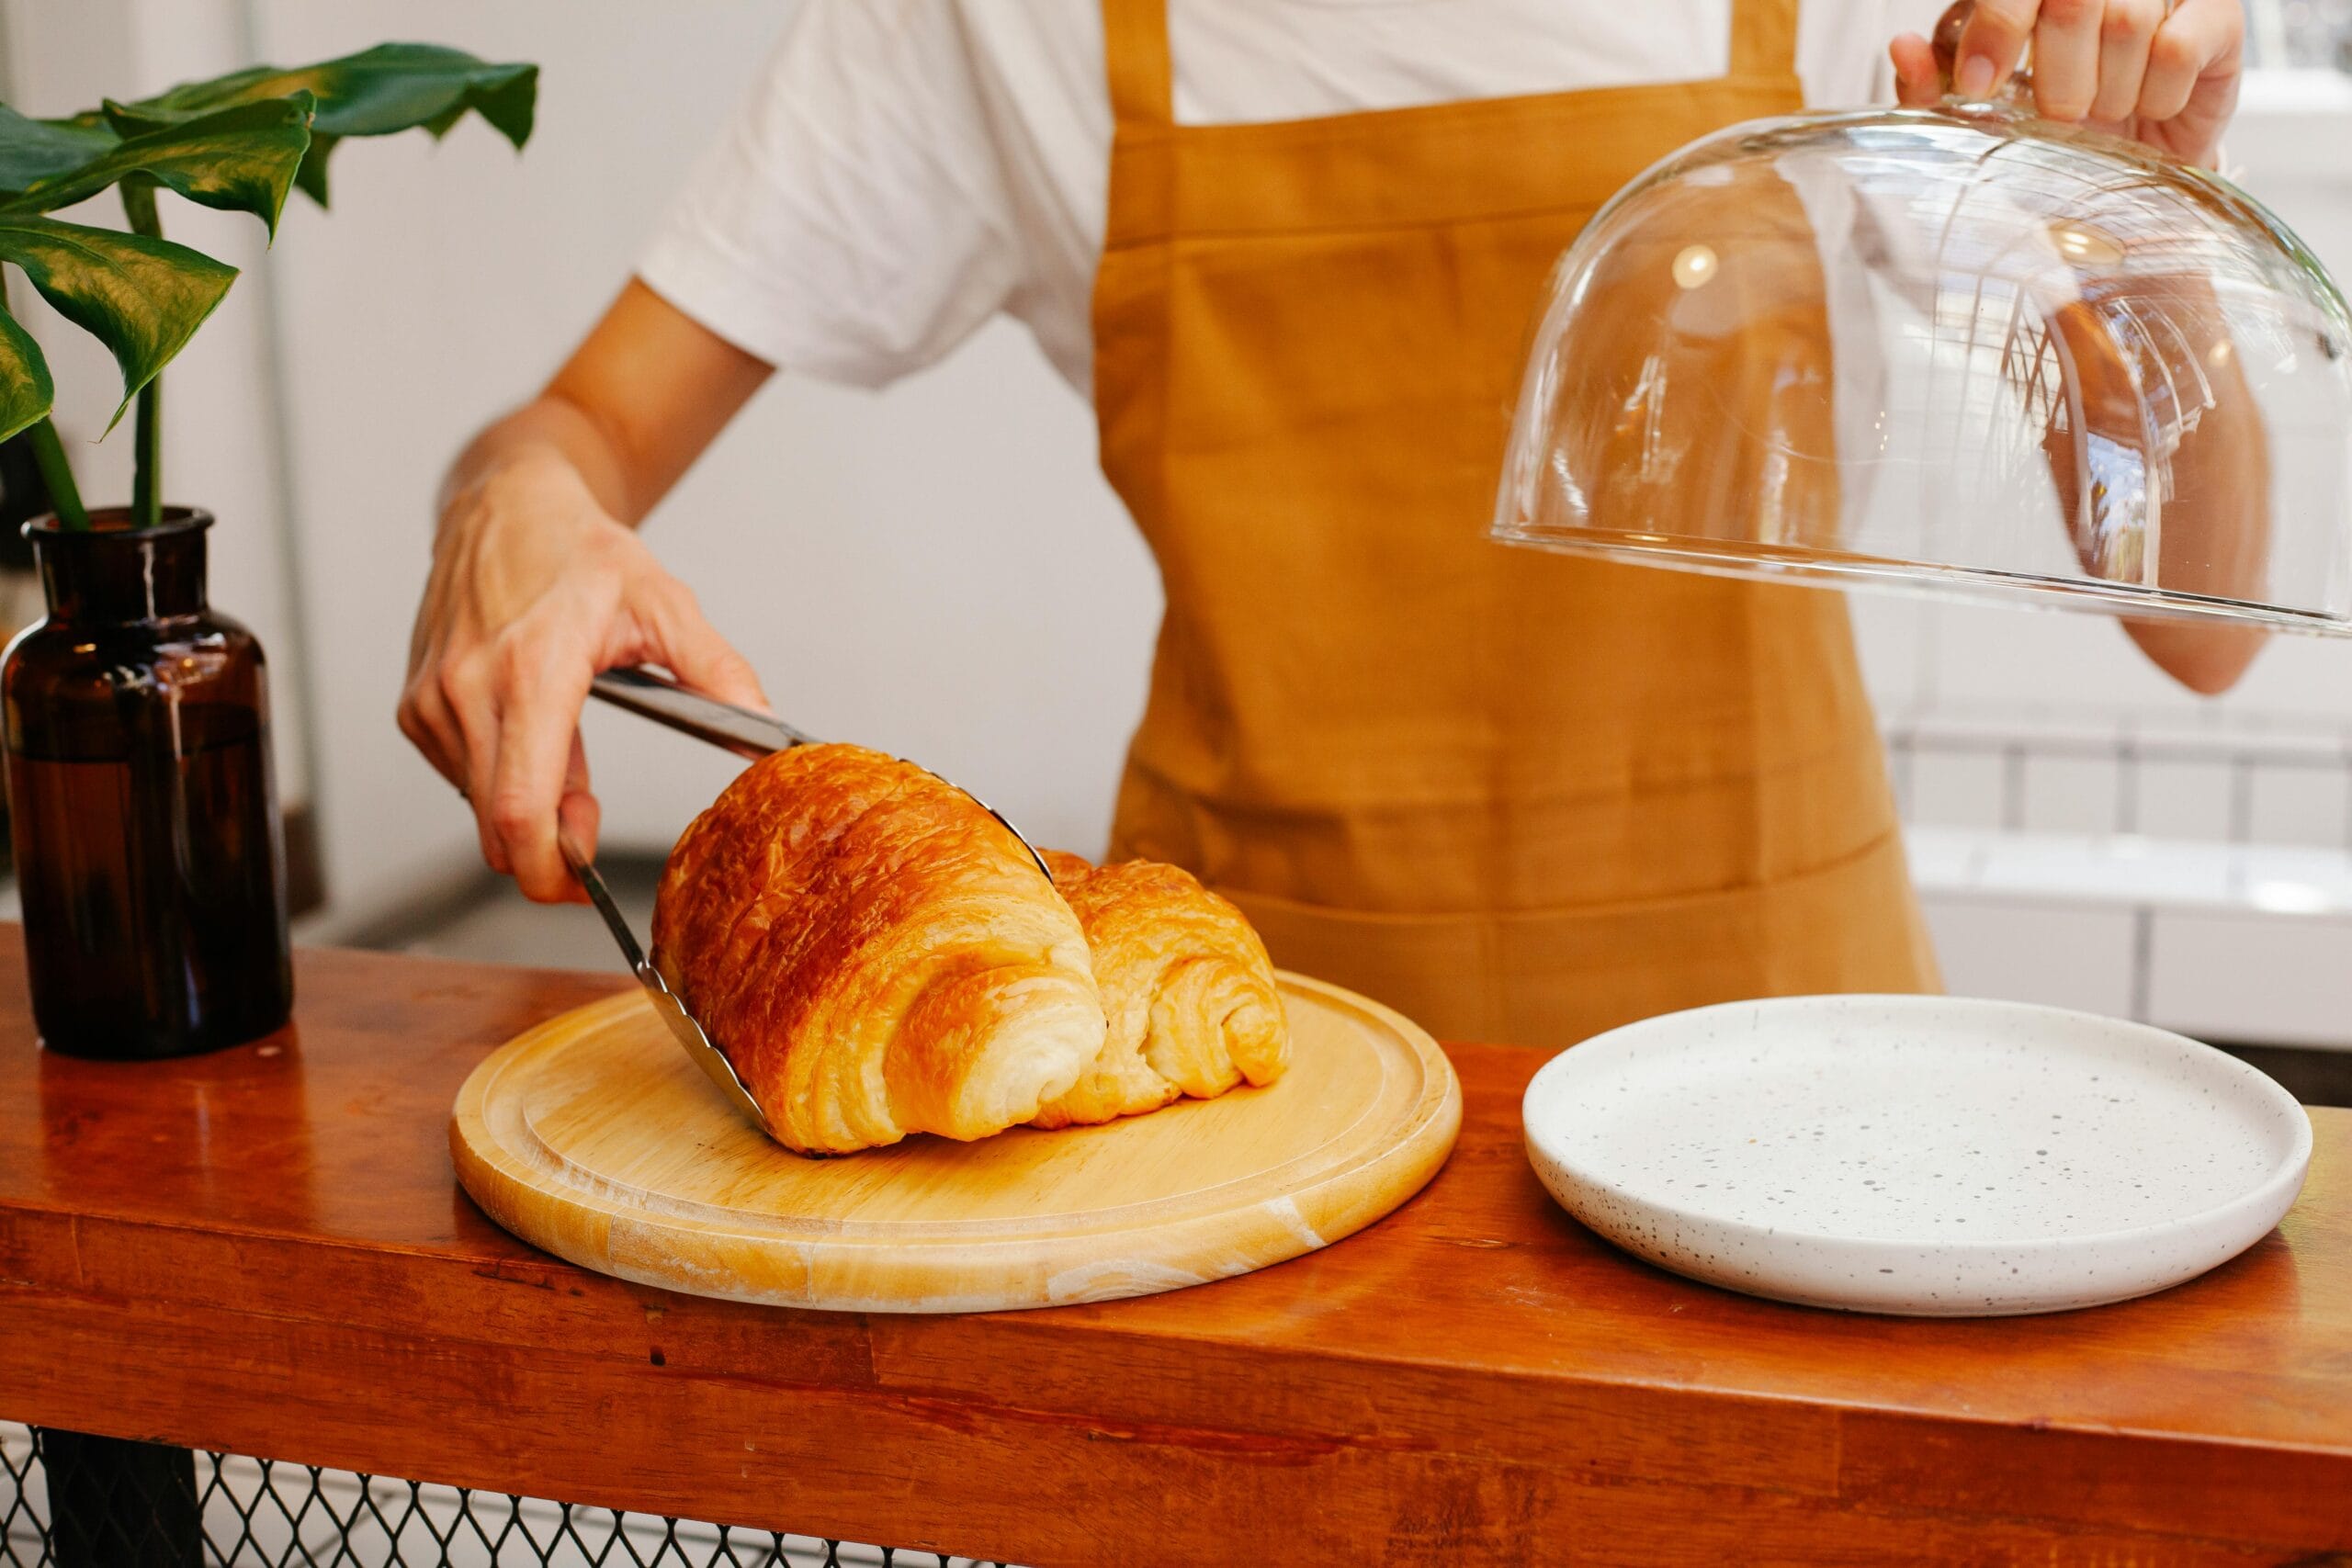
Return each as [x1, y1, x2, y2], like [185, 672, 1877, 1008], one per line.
[1929, 0, 2037, 107]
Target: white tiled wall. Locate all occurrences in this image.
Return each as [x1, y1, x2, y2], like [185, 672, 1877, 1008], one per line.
[2018, 754, 2121, 837]
[2253, 764, 2352, 846]
[1889, 695, 2352, 1043]
[1888, 715, 2352, 1044]
[1919, 898, 2144, 1017]
[2135, 759, 2244, 842]
[2148, 911, 2352, 1044]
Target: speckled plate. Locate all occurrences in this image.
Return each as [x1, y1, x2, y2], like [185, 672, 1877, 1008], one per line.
[1523, 996, 2312, 1317]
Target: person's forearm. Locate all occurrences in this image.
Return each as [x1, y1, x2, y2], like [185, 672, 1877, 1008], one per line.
[2043, 274, 2270, 694]
[438, 395, 643, 531]
[439, 280, 775, 534]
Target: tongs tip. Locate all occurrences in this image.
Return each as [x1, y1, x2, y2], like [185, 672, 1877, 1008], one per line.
[560, 828, 776, 1140]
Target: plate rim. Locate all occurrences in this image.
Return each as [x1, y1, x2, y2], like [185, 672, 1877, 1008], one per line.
[1521, 992, 2313, 1258]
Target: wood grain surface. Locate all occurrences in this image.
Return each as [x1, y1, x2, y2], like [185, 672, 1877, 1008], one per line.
[0, 931, 2346, 1564]
[450, 975, 1461, 1313]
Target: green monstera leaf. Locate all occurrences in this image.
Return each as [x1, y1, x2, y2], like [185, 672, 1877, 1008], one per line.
[0, 99, 303, 457]
[101, 43, 536, 208]
[0, 215, 235, 433]
[0, 106, 116, 197]
[0, 40, 534, 523]
[0, 304, 57, 443]
[3, 96, 313, 234]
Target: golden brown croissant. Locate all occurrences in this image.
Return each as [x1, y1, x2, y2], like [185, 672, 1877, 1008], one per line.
[650, 744, 1105, 1155]
[1033, 851, 1291, 1129]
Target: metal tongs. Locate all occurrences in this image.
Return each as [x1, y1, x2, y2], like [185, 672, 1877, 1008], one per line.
[560, 829, 775, 1137]
[559, 666, 1054, 1137]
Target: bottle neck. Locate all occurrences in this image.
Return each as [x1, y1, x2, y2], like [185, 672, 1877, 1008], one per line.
[28, 511, 212, 624]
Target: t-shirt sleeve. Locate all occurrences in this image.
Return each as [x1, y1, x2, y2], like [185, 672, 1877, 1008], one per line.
[636, 0, 1025, 388]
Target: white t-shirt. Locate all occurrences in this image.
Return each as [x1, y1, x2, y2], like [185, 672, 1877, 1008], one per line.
[638, 0, 1944, 399]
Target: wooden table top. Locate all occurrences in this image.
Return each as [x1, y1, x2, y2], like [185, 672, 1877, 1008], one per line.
[0, 931, 2346, 1565]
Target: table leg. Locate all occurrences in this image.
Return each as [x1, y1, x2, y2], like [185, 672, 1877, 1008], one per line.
[35, 1429, 201, 1568]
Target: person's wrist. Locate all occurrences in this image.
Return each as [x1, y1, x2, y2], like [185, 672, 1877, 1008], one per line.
[448, 448, 591, 547]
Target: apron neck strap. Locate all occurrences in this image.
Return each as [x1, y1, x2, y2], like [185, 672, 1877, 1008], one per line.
[1727, 0, 1801, 82]
[1103, 0, 1175, 130]
[1103, 0, 1795, 129]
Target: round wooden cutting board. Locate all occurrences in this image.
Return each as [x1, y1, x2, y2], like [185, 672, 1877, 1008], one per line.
[450, 974, 1461, 1313]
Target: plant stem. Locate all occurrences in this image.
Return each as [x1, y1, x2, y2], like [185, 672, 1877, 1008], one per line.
[26, 418, 92, 530]
[121, 177, 164, 530]
[0, 287, 90, 528]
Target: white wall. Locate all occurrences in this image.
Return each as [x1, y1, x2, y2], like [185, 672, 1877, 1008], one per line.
[248, 0, 1158, 920]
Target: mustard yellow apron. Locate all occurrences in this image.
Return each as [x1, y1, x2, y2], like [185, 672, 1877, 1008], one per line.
[1091, 0, 1939, 1045]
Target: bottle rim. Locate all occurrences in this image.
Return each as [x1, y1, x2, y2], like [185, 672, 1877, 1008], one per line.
[23, 506, 214, 542]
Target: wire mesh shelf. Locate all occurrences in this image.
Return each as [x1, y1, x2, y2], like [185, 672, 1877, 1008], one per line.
[2, 1425, 1012, 1568]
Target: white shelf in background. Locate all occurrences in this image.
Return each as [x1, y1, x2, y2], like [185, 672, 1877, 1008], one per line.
[1908, 827, 2352, 1050]
[1908, 826, 2352, 916]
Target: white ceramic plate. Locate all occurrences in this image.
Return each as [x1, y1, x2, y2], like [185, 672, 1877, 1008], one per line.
[1523, 995, 2312, 1316]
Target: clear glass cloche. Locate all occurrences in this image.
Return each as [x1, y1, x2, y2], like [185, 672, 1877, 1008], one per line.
[1492, 10, 2352, 635]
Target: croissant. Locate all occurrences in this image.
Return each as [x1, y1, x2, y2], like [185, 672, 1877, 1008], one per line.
[1032, 851, 1291, 1129]
[650, 744, 1105, 1155]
